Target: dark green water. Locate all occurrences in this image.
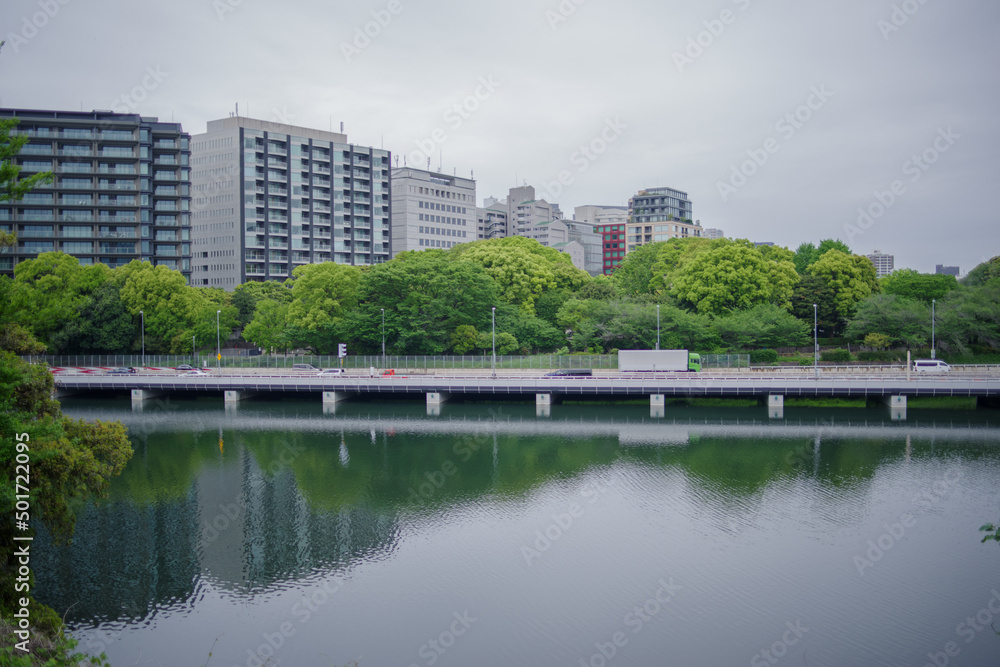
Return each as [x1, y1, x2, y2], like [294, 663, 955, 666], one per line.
[33, 398, 1000, 666]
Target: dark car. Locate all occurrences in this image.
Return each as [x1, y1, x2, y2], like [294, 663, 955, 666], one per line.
[545, 369, 593, 377]
[175, 364, 195, 371]
[106, 367, 135, 375]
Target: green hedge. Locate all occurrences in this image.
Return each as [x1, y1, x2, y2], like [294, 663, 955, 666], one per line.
[856, 350, 904, 362]
[820, 349, 853, 362]
[750, 349, 779, 363]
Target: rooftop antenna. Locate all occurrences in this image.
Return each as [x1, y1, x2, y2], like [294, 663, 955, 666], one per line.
[340, 121, 344, 133]
[426, 157, 430, 171]
[235, 102, 239, 117]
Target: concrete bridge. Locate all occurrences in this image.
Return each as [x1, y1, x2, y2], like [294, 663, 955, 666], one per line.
[52, 368, 1000, 419]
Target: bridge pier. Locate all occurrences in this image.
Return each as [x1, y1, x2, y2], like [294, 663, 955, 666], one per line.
[322, 391, 355, 414]
[427, 392, 449, 407]
[224, 390, 256, 405]
[651, 394, 665, 418]
[536, 393, 552, 418]
[768, 394, 784, 420]
[131, 388, 165, 410]
[883, 395, 907, 421]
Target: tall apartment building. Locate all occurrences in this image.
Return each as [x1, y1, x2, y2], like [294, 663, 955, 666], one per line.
[1, 108, 192, 279]
[524, 218, 603, 275]
[190, 116, 390, 288]
[866, 250, 894, 277]
[625, 187, 700, 251]
[390, 167, 475, 255]
[573, 205, 628, 275]
[935, 264, 959, 277]
[704, 228, 725, 240]
[476, 201, 508, 240]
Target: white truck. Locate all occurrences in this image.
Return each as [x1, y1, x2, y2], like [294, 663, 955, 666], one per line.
[618, 349, 701, 372]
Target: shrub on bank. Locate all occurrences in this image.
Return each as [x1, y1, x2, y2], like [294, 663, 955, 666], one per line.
[750, 349, 779, 364]
[820, 349, 853, 362]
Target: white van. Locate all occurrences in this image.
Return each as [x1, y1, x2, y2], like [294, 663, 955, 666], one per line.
[914, 359, 950, 373]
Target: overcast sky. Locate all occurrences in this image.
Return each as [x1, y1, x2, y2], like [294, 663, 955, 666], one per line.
[2, 0, 997, 274]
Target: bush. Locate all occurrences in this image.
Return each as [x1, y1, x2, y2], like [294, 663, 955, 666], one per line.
[751, 349, 779, 364]
[799, 358, 813, 366]
[820, 348, 853, 362]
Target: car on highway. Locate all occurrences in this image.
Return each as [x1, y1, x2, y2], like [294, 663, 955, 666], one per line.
[914, 359, 950, 373]
[545, 369, 593, 377]
[180, 369, 211, 377]
[105, 367, 135, 375]
[293, 363, 320, 371]
[317, 368, 344, 376]
[175, 364, 197, 371]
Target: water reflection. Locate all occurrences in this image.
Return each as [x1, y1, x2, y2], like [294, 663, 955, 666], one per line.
[31, 399, 1000, 666]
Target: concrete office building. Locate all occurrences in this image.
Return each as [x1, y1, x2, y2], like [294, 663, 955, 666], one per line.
[525, 218, 603, 275]
[935, 264, 959, 277]
[866, 250, 894, 277]
[190, 116, 390, 288]
[625, 187, 700, 251]
[1, 108, 192, 279]
[476, 200, 508, 240]
[704, 228, 725, 240]
[574, 205, 627, 227]
[390, 167, 475, 255]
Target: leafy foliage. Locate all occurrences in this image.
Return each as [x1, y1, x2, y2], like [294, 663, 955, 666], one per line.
[880, 269, 958, 304]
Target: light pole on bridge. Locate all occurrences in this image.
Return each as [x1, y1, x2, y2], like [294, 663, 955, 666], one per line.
[813, 303, 819, 380]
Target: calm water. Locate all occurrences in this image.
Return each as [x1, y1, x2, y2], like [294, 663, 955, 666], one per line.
[34, 398, 1000, 667]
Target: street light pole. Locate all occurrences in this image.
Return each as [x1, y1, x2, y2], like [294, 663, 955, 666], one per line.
[491, 306, 496, 378]
[381, 307, 385, 366]
[813, 303, 818, 379]
[192, 335, 196, 365]
[139, 310, 144, 372]
[931, 299, 936, 359]
[656, 304, 660, 351]
[216, 310, 221, 376]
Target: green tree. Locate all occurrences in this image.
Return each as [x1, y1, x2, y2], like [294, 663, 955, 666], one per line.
[243, 299, 293, 352]
[231, 280, 293, 327]
[611, 241, 666, 296]
[0, 350, 132, 646]
[648, 237, 713, 294]
[789, 274, 839, 336]
[961, 256, 1000, 288]
[807, 250, 879, 323]
[880, 269, 958, 304]
[116, 261, 237, 354]
[453, 237, 585, 314]
[351, 250, 500, 354]
[793, 242, 818, 274]
[450, 325, 480, 354]
[1, 118, 53, 248]
[283, 262, 360, 352]
[12, 253, 113, 350]
[51, 281, 133, 353]
[844, 294, 929, 348]
[713, 304, 810, 350]
[816, 238, 852, 257]
[936, 282, 1000, 354]
[671, 240, 786, 315]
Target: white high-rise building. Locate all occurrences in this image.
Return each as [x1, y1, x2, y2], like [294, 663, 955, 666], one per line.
[866, 250, 895, 277]
[574, 205, 627, 226]
[190, 116, 390, 289]
[390, 167, 476, 255]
